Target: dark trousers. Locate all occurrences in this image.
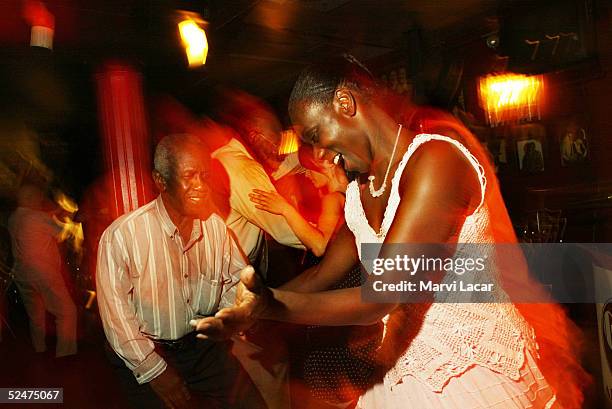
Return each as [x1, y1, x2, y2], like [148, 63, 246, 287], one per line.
[105, 333, 266, 409]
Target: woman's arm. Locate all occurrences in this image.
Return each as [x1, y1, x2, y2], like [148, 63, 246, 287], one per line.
[280, 221, 358, 292]
[266, 286, 393, 326]
[194, 268, 395, 339]
[249, 189, 342, 256]
[315, 192, 345, 252]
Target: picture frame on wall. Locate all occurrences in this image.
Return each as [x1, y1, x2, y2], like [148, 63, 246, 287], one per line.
[559, 117, 589, 166]
[517, 139, 545, 173]
[512, 123, 546, 173]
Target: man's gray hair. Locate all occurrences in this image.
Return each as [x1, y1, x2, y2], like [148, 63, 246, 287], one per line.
[153, 133, 203, 182]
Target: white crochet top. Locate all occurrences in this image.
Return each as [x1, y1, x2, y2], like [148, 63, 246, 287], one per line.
[345, 133, 538, 392]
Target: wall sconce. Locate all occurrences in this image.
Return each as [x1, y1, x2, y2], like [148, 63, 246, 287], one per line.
[478, 73, 544, 127]
[178, 11, 208, 67]
[23, 1, 54, 50]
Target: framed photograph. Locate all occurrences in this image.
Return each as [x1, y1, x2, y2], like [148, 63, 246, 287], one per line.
[517, 139, 544, 173]
[559, 119, 589, 166]
[512, 123, 546, 173]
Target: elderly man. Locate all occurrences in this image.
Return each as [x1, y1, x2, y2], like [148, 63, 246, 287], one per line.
[96, 134, 263, 409]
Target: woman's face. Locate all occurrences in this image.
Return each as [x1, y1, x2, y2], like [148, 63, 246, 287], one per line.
[293, 99, 372, 174]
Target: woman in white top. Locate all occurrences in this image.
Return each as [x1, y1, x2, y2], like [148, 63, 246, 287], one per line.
[193, 56, 588, 408]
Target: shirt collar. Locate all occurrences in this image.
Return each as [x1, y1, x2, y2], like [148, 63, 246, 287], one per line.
[155, 195, 178, 237]
[155, 195, 204, 246]
[187, 219, 203, 248]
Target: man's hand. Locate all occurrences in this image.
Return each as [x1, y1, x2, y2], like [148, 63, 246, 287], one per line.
[149, 365, 191, 409]
[191, 266, 269, 341]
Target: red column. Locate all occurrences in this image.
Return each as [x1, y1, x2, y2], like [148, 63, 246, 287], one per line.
[95, 62, 154, 220]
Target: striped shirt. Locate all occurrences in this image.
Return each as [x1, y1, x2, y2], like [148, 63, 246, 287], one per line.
[96, 196, 246, 384]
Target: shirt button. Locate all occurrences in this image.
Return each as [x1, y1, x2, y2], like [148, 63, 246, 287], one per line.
[186, 299, 190, 304]
[184, 274, 188, 278]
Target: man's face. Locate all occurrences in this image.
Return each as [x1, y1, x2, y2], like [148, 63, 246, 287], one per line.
[161, 143, 211, 219]
[247, 113, 283, 170]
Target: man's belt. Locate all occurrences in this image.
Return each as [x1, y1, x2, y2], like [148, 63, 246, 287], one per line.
[150, 331, 196, 352]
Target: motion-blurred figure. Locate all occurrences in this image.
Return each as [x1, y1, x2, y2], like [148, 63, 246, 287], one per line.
[214, 90, 305, 279]
[250, 144, 347, 258]
[8, 184, 77, 357]
[213, 91, 304, 409]
[252, 146, 381, 406]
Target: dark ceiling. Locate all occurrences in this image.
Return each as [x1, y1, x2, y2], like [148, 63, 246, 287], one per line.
[0, 0, 602, 199]
[0, 0, 504, 99]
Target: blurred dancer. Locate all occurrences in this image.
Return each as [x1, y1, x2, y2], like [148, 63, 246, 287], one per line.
[8, 184, 77, 358]
[214, 92, 302, 409]
[194, 56, 588, 409]
[253, 147, 382, 406]
[214, 90, 305, 277]
[249, 145, 347, 258]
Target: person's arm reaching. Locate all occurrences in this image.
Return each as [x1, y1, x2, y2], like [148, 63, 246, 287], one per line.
[193, 267, 393, 342]
[249, 190, 343, 256]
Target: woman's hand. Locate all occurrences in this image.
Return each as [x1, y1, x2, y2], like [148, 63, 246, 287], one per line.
[191, 266, 270, 341]
[249, 189, 292, 216]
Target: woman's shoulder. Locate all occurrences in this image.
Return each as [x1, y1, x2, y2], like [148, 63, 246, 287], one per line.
[412, 129, 467, 149]
[404, 136, 470, 173]
[396, 136, 480, 208]
[321, 191, 345, 209]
